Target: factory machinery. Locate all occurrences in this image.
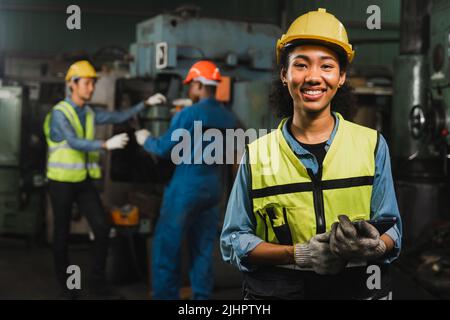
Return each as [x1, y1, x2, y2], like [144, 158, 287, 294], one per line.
[0, 85, 46, 243]
[0, 9, 281, 287]
[392, 0, 450, 298]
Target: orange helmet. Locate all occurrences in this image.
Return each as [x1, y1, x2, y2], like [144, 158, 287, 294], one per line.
[183, 60, 221, 86]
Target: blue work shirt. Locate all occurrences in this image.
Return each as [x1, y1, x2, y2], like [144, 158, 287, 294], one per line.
[49, 97, 145, 151]
[143, 97, 237, 191]
[220, 112, 403, 272]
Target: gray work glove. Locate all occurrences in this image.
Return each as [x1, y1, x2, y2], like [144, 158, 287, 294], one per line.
[330, 215, 387, 261]
[294, 232, 347, 275]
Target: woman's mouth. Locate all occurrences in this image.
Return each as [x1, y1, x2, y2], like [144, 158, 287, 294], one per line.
[300, 88, 326, 101]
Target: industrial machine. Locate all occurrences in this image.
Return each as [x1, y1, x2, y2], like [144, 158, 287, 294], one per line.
[79, 11, 283, 214]
[106, 12, 282, 289]
[129, 11, 281, 130]
[99, 11, 283, 232]
[0, 85, 46, 242]
[392, 0, 450, 298]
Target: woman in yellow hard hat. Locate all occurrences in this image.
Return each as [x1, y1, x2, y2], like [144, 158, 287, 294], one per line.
[220, 8, 402, 299]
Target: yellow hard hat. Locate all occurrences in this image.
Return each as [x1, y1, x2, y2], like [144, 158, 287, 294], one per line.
[65, 60, 98, 82]
[276, 8, 354, 63]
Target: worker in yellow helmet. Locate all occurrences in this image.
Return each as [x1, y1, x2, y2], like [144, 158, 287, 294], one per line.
[44, 60, 166, 299]
[220, 9, 402, 299]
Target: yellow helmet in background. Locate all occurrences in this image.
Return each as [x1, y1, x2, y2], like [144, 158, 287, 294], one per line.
[65, 60, 98, 82]
[276, 8, 354, 63]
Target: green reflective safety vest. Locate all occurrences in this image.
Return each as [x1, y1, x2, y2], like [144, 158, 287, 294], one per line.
[43, 101, 101, 182]
[248, 113, 379, 245]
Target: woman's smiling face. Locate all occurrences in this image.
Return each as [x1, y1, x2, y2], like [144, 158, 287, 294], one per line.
[281, 44, 346, 114]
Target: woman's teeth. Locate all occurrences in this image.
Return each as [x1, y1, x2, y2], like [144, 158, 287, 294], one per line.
[304, 90, 322, 95]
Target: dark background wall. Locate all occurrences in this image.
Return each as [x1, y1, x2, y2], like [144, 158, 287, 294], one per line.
[0, 0, 400, 67]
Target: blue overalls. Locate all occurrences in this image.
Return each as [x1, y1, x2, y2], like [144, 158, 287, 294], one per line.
[143, 98, 237, 299]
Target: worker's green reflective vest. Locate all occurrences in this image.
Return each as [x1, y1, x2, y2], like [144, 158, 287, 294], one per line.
[43, 101, 101, 182]
[247, 113, 378, 245]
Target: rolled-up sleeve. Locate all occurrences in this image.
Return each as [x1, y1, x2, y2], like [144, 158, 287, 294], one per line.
[371, 134, 403, 262]
[220, 152, 263, 272]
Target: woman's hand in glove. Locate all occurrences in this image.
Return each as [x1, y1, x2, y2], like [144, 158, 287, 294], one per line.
[330, 215, 386, 261]
[294, 232, 347, 275]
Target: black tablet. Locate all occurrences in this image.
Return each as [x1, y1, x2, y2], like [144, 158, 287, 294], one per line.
[353, 217, 397, 235]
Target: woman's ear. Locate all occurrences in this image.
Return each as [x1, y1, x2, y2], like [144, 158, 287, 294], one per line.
[338, 71, 347, 87]
[280, 67, 287, 86]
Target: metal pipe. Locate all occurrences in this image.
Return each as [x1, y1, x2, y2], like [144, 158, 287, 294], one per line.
[399, 0, 432, 54]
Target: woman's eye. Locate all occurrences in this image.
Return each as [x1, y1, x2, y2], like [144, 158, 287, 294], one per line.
[294, 63, 307, 68]
[322, 64, 333, 70]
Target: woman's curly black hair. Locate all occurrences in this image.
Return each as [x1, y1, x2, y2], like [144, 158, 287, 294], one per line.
[269, 42, 357, 120]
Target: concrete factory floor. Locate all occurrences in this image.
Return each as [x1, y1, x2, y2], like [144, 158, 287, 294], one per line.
[0, 236, 436, 300]
[0, 236, 242, 300]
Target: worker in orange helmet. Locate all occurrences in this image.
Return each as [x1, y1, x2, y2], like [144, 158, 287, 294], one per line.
[170, 61, 222, 112]
[134, 60, 237, 299]
[183, 60, 222, 85]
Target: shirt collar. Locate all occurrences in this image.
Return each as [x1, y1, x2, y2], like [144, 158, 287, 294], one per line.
[281, 112, 339, 157]
[65, 96, 85, 111]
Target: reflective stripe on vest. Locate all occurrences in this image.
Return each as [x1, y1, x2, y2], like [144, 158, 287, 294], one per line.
[43, 101, 101, 182]
[47, 162, 100, 170]
[247, 113, 378, 245]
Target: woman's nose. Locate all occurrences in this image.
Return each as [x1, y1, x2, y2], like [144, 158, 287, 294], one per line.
[304, 66, 321, 84]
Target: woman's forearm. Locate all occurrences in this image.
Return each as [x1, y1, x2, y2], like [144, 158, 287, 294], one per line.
[381, 233, 395, 253]
[245, 242, 295, 265]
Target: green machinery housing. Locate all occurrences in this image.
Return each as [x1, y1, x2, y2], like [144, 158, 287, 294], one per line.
[0, 86, 45, 239]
